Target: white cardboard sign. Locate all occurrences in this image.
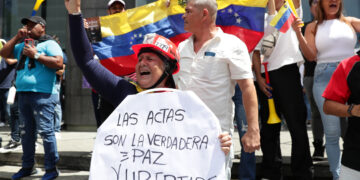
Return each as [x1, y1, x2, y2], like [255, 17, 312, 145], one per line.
[89, 89, 226, 180]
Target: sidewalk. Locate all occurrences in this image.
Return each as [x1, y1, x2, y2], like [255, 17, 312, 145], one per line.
[0, 128, 94, 179]
[0, 126, 338, 179]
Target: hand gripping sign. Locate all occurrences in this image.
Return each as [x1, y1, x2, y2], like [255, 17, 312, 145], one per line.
[90, 89, 226, 180]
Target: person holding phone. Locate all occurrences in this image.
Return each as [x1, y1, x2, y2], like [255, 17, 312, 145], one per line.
[0, 16, 63, 180]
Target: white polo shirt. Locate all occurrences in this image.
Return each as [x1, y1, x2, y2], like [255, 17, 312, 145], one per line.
[175, 28, 253, 133]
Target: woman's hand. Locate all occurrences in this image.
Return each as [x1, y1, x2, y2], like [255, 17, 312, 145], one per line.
[218, 132, 232, 155]
[64, 0, 81, 14]
[292, 18, 304, 34]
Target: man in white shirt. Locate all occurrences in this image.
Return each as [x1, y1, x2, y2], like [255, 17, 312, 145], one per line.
[174, 0, 260, 179]
[253, 0, 313, 179]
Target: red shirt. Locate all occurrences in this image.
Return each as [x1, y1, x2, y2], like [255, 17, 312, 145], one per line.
[323, 55, 360, 103]
[322, 53, 360, 171]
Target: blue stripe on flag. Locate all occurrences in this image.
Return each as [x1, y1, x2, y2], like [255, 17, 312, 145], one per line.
[216, 5, 265, 32]
[274, 8, 292, 30]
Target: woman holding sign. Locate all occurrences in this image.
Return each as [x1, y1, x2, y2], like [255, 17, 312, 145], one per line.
[64, 0, 231, 155]
[293, 0, 360, 178]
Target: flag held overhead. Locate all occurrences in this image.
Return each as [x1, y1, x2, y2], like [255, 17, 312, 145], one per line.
[92, 0, 267, 76]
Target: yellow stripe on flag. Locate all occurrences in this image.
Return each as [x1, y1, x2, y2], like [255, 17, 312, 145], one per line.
[286, 0, 298, 17]
[218, 0, 268, 9]
[269, 2, 290, 27]
[33, 0, 45, 11]
[100, 0, 268, 38]
[100, 0, 184, 38]
[286, 0, 303, 26]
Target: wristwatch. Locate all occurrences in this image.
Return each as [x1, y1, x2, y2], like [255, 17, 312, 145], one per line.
[347, 104, 354, 117]
[34, 52, 41, 59]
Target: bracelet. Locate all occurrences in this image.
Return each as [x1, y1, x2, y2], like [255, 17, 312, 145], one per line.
[347, 104, 354, 117]
[71, 11, 82, 15]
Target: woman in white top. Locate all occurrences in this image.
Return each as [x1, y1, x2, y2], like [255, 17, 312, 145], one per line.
[293, 0, 360, 179]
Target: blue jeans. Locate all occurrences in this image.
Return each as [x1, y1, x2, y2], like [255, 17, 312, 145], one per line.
[10, 98, 21, 142]
[0, 89, 10, 123]
[233, 85, 256, 180]
[54, 83, 62, 133]
[313, 62, 341, 180]
[18, 92, 59, 170]
[303, 76, 324, 141]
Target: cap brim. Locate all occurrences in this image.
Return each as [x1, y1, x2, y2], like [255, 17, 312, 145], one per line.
[21, 18, 30, 25]
[132, 44, 175, 60]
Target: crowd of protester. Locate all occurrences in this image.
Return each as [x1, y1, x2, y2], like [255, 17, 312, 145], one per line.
[0, 0, 359, 179]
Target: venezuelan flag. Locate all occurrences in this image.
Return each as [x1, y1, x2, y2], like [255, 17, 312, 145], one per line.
[270, 1, 296, 33]
[92, 0, 267, 76]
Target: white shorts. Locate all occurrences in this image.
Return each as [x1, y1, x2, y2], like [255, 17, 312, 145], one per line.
[339, 164, 360, 180]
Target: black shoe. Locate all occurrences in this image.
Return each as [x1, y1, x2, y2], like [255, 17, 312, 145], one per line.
[2, 139, 22, 153]
[12, 167, 37, 180]
[42, 167, 59, 180]
[312, 140, 325, 161]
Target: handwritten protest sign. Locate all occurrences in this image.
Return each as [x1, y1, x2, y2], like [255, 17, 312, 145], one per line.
[89, 89, 226, 180]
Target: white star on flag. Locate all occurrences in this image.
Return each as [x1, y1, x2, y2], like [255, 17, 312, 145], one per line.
[236, 18, 242, 24]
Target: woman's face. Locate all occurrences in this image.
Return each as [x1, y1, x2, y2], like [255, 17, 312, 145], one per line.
[135, 52, 166, 89]
[321, 0, 341, 19]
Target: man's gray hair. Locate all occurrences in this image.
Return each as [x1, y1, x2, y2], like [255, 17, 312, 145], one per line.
[189, 0, 218, 21]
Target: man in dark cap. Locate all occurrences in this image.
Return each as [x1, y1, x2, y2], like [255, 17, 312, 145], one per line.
[0, 16, 63, 180]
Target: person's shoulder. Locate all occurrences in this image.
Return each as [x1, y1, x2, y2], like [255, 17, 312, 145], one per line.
[44, 39, 59, 46]
[340, 54, 360, 68]
[344, 16, 355, 22]
[220, 32, 242, 43]
[178, 38, 191, 49]
[306, 21, 317, 29]
[220, 32, 247, 48]
[305, 21, 317, 34]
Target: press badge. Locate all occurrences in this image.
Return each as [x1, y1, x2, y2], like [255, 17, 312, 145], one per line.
[204, 51, 216, 57]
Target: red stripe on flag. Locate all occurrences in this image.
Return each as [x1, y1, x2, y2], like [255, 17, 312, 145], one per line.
[279, 13, 296, 33]
[169, 33, 192, 46]
[217, 25, 264, 52]
[100, 54, 137, 76]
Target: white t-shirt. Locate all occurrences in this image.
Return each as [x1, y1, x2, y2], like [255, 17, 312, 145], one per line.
[261, 7, 304, 73]
[175, 28, 253, 133]
[315, 19, 357, 64]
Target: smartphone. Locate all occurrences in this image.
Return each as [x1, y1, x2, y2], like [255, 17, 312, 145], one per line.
[24, 38, 34, 47]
